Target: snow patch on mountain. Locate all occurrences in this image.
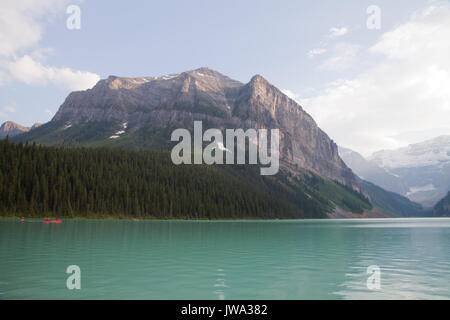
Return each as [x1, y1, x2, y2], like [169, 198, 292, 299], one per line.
[406, 184, 436, 197]
[109, 122, 128, 139]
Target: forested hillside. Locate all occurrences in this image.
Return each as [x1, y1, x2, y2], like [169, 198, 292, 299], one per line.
[433, 192, 450, 217]
[359, 180, 424, 217]
[0, 139, 372, 219]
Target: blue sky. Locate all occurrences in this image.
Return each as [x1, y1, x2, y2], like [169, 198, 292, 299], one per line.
[1, 0, 449, 155]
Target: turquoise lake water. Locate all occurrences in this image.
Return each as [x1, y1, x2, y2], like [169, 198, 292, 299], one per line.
[0, 218, 449, 300]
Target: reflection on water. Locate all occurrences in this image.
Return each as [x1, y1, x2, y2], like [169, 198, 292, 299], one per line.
[0, 218, 449, 299]
[214, 268, 227, 300]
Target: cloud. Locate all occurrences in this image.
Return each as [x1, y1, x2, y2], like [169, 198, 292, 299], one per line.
[329, 27, 348, 37]
[45, 108, 54, 117]
[281, 89, 300, 101]
[9, 55, 100, 91]
[0, 0, 66, 58]
[307, 48, 327, 58]
[300, 3, 450, 156]
[319, 43, 360, 71]
[307, 27, 350, 61]
[0, 0, 99, 91]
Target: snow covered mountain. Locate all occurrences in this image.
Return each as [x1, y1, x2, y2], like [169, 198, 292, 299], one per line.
[338, 147, 409, 195]
[370, 136, 450, 169]
[340, 136, 450, 207]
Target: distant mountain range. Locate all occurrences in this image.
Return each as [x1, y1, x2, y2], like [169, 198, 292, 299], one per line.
[0, 121, 41, 139]
[339, 136, 450, 208]
[0, 67, 435, 218]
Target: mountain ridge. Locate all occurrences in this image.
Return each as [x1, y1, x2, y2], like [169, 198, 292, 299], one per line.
[0, 121, 42, 139]
[9, 67, 429, 218]
[17, 67, 357, 189]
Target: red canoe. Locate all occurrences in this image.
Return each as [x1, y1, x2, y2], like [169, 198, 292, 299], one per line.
[43, 219, 62, 224]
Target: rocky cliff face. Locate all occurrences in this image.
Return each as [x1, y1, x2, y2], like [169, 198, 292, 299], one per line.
[233, 75, 355, 187]
[0, 121, 30, 138]
[0, 121, 43, 139]
[45, 68, 356, 187]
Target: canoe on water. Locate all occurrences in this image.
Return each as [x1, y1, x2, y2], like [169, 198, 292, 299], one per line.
[43, 219, 63, 224]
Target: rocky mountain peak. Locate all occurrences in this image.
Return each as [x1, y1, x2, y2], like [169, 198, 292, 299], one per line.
[246, 74, 298, 106]
[2, 121, 26, 130]
[247, 74, 275, 94]
[0, 121, 31, 138]
[1, 121, 27, 131]
[183, 68, 243, 91]
[91, 68, 243, 94]
[249, 74, 268, 85]
[30, 68, 358, 188]
[186, 67, 222, 77]
[102, 75, 155, 90]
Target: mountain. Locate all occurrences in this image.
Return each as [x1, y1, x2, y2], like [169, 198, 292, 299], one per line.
[16, 67, 356, 189]
[369, 136, 450, 207]
[0, 121, 30, 138]
[0, 121, 43, 139]
[7, 68, 389, 218]
[14, 67, 430, 218]
[370, 136, 450, 169]
[338, 147, 424, 216]
[433, 192, 450, 217]
[338, 147, 408, 194]
[339, 137, 450, 208]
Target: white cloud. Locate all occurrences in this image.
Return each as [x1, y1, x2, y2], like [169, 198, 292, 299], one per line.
[0, 0, 99, 91]
[0, 0, 66, 58]
[307, 27, 349, 61]
[281, 89, 300, 101]
[307, 48, 327, 58]
[45, 108, 54, 117]
[319, 43, 360, 71]
[329, 27, 348, 37]
[301, 3, 450, 156]
[9, 55, 100, 91]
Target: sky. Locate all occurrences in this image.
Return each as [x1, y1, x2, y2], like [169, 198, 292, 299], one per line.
[0, 0, 449, 156]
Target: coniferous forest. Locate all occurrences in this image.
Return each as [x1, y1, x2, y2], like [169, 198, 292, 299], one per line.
[0, 139, 308, 219]
[0, 139, 374, 219]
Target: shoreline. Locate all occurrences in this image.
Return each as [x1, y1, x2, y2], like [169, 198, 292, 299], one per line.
[0, 215, 443, 221]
